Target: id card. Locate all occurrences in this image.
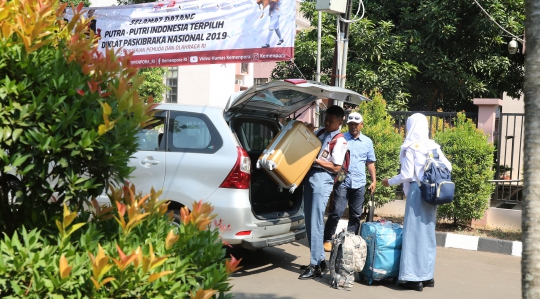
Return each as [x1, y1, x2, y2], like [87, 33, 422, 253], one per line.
[321, 150, 329, 158]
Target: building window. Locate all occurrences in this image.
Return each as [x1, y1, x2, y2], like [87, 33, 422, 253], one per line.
[241, 63, 249, 74]
[254, 78, 269, 86]
[166, 66, 178, 103]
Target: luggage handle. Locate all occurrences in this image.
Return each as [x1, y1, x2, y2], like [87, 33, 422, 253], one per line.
[366, 192, 375, 223]
[358, 192, 375, 235]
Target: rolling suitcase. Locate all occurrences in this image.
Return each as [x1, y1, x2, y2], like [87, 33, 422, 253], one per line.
[256, 120, 321, 193]
[359, 220, 403, 284]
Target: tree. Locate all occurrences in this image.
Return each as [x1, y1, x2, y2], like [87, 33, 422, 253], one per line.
[369, 0, 524, 111]
[353, 92, 403, 207]
[60, 0, 91, 8]
[138, 67, 168, 103]
[272, 3, 417, 111]
[522, 1, 540, 297]
[273, 0, 525, 112]
[114, 0, 168, 103]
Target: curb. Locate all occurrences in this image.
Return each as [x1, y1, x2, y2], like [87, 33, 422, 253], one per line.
[436, 232, 522, 256]
[336, 219, 522, 257]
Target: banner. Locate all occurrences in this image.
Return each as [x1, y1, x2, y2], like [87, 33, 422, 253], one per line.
[67, 0, 296, 67]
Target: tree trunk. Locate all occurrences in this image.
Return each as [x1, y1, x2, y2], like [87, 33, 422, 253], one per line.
[523, 1, 540, 298]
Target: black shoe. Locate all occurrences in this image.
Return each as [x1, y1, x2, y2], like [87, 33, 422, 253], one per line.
[277, 39, 284, 45]
[262, 44, 270, 48]
[399, 281, 423, 292]
[298, 265, 322, 280]
[423, 279, 435, 287]
[300, 260, 327, 272]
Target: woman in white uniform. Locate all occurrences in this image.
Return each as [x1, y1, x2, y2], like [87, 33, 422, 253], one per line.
[382, 113, 452, 292]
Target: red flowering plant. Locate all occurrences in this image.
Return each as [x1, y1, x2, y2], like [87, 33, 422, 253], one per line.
[0, 0, 153, 235]
[0, 182, 240, 298]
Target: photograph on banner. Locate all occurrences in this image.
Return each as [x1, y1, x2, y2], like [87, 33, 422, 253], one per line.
[64, 0, 295, 67]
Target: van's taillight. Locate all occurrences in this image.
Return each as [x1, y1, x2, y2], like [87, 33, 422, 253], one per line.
[220, 146, 251, 189]
[235, 230, 252, 236]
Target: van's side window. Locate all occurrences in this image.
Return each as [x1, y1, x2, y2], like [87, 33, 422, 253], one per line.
[168, 111, 222, 153]
[136, 111, 166, 151]
[240, 122, 275, 151]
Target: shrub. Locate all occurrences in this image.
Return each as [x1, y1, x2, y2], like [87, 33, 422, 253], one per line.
[0, 183, 239, 298]
[350, 92, 403, 208]
[434, 113, 495, 225]
[137, 67, 169, 103]
[0, 0, 152, 235]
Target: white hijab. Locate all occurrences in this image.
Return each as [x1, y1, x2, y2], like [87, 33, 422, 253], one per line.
[401, 113, 440, 156]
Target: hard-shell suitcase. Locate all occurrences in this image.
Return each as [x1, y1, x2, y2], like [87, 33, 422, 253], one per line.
[256, 120, 321, 193]
[359, 220, 403, 284]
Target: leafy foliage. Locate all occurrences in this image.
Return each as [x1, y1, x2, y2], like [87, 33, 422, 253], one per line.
[368, 0, 525, 111]
[116, 0, 172, 103]
[138, 67, 169, 103]
[434, 113, 495, 224]
[273, 0, 524, 111]
[347, 92, 403, 207]
[273, 5, 417, 111]
[0, 184, 239, 298]
[0, 0, 153, 235]
[60, 0, 91, 8]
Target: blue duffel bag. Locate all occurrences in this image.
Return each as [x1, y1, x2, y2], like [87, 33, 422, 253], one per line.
[359, 220, 403, 284]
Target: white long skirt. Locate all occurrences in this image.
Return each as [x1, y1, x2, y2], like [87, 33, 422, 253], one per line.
[398, 182, 437, 282]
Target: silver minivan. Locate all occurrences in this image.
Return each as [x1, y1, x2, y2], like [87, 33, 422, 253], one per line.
[98, 79, 368, 250]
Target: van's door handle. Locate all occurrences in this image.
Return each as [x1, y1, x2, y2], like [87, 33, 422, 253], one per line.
[141, 157, 159, 166]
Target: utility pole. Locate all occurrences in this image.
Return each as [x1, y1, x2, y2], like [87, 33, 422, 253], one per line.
[329, 0, 352, 107]
[315, 11, 322, 130]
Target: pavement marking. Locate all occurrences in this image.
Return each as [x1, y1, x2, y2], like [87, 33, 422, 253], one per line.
[337, 219, 521, 255]
[445, 233, 479, 251]
[512, 241, 522, 257]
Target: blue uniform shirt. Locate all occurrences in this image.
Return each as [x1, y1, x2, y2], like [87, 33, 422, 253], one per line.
[342, 131, 376, 189]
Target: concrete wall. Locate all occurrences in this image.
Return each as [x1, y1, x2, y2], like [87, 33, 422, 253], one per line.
[502, 92, 524, 113]
[376, 199, 522, 231]
[253, 61, 277, 79]
[176, 64, 236, 107]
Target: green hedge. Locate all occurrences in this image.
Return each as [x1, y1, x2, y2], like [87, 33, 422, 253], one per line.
[434, 113, 495, 224]
[352, 92, 403, 208]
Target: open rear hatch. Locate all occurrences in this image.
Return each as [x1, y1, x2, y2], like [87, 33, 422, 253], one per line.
[225, 79, 370, 219]
[224, 79, 369, 119]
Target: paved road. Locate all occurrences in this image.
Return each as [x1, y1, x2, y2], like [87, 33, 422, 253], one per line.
[228, 237, 520, 299]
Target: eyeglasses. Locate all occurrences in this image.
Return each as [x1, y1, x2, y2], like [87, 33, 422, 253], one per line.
[348, 115, 361, 121]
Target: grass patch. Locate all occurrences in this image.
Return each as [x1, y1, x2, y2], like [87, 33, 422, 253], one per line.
[373, 214, 522, 242]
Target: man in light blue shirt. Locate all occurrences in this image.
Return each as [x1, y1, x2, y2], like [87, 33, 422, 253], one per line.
[323, 112, 377, 251]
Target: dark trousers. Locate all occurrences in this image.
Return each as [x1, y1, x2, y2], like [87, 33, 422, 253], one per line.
[323, 184, 366, 242]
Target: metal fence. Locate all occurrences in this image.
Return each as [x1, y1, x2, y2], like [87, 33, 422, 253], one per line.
[318, 110, 478, 136]
[317, 109, 526, 203]
[388, 111, 478, 137]
[318, 110, 476, 200]
[490, 113, 525, 203]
